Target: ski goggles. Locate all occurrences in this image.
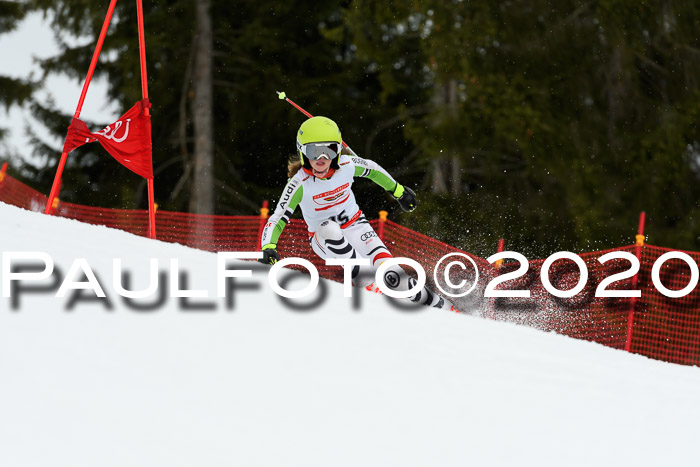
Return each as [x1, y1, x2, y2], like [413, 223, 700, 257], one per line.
[301, 142, 340, 161]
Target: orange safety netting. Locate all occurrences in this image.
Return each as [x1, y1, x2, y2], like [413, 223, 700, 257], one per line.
[1, 170, 698, 366]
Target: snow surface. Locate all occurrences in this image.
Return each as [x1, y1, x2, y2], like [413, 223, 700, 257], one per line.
[1, 201, 700, 467]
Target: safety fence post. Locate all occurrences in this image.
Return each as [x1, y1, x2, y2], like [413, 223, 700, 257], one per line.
[48, 179, 63, 215]
[377, 210, 388, 241]
[51, 197, 60, 215]
[256, 200, 269, 250]
[487, 238, 505, 319]
[625, 211, 646, 352]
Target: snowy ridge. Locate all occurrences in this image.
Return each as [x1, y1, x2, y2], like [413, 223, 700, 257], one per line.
[1, 201, 699, 467]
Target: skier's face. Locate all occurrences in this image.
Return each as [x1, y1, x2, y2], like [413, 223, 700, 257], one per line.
[310, 157, 332, 177]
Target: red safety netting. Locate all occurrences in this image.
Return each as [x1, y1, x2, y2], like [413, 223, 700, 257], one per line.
[486, 247, 637, 349]
[0, 170, 48, 212]
[634, 246, 700, 365]
[483, 246, 700, 366]
[0, 170, 698, 366]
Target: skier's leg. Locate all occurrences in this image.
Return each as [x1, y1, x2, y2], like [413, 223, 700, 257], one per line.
[311, 219, 355, 258]
[377, 261, 453, 310]
[343, 221, 454, 311]
[310, 220, 365, 284]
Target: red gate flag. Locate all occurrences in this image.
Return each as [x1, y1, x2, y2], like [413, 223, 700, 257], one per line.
[63, 99, 153, 179]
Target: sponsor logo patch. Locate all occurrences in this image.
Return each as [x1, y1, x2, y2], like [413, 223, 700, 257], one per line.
[312, 182, 350, 209]
[360, 231, 377, 242]
[313, 183, 349, 200]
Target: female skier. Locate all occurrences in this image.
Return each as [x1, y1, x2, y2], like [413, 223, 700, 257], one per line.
[259, 116, 453, 310]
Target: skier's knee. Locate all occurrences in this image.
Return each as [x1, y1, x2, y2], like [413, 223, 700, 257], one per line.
[317, 220, 343, 242]
[378, 264, 451, 310]
[380, 264, 410, 291]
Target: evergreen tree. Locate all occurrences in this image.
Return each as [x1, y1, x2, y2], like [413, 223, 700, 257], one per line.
[0, 1, 35, 144]
[344, 0, 700, 255]
[5, 0, 700, 254]
[189, 0, 214, 215]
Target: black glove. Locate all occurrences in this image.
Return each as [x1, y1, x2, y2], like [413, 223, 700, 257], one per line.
[259, 244, 280, 265]
[392, 184, 417, 212]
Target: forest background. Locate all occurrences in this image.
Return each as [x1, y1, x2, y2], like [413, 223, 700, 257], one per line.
[1, 0, 699, 258]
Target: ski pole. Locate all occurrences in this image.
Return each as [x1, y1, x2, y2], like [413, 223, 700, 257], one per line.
[276, 91, 358, 156]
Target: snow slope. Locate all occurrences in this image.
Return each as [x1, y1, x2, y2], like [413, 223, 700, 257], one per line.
[1, 201, 699, 467]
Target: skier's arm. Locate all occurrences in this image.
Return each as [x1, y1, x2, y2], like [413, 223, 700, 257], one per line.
[351, 156, 400, 193]
[260, 176, 304, 254]
[351, 156, 417, 212]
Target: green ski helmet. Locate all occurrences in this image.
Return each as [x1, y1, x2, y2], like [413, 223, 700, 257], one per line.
[296, 116, 343, 170]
